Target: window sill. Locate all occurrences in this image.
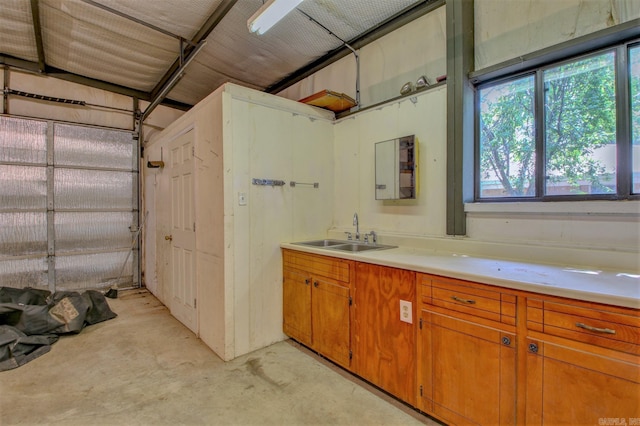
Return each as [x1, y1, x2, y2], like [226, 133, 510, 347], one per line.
[464, 200, 640, 217]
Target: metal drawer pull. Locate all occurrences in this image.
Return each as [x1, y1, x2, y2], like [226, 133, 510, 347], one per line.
[575, 322, 616, 335]
[451, 295, 476, 304]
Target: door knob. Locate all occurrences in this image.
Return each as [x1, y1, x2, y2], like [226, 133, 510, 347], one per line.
[165, 235, 173, 241]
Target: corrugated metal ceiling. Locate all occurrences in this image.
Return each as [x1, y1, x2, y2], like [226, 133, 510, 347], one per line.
[0, 0, 439, 109]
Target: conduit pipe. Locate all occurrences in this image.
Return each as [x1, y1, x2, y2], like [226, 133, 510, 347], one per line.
[296, 9, 360, 110]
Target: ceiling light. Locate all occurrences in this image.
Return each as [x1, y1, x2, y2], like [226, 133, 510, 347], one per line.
[248, 0, 304, 35]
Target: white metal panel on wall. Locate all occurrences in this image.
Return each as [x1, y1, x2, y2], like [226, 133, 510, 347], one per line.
[0, 115, 138, 291]
[475, 0, 640, 70]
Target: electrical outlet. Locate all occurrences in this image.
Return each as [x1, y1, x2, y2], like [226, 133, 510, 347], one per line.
[238, 192, 247, 206]
[399, 300, 412, 324]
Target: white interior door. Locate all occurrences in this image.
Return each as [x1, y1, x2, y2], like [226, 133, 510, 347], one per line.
[168, 130, 197, 333]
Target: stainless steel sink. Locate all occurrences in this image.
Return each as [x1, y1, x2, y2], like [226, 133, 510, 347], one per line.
[293, 239, 397, 253]
[292, 239, 346, 247]
[330, 243, 391, 252]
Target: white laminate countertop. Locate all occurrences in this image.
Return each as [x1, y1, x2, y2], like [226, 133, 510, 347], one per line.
[280, 242, 640, 309]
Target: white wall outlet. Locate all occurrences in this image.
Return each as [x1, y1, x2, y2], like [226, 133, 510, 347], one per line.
[238, 192, 247, 206]
[399, 300, 412, 324]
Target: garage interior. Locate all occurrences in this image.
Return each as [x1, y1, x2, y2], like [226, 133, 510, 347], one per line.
[1, 0, 639, 425]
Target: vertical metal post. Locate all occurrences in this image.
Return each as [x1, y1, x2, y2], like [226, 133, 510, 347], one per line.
[2, 66, 8, 114]
[132, 131, 140, 287]
[446, 0, 474, 235]
[616, 44, 631, 197]
[133, 98, 142, 288]
[46, 122, 55, 292]
[534, 70, 545, 197]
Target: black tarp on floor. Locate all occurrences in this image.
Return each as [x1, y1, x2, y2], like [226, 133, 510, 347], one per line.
[0, 287, 117, 371]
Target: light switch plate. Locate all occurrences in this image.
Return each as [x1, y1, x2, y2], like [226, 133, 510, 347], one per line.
[399, 300, 412, 324]
[238, 192, 247, 206]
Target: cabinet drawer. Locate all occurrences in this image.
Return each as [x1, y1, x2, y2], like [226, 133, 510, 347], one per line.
[539, 300, 640, 355]
[429, 277, 516, 325]
[283, 249, 351, 283]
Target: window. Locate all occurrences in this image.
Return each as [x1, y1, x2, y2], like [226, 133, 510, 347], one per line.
[477, 42, 639, 200]
[479, 76, 535, 198]
[632, 44, 640, 193]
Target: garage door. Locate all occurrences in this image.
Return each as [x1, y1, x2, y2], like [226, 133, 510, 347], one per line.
[0, 116, 139, 292]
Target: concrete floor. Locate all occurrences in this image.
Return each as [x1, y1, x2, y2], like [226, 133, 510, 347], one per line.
[0, 289, 438, 425]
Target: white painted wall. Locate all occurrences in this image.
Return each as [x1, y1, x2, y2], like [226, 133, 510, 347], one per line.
[328, 85, 638, 271]
[319, 1, 639, 272]
[145, 84, 335, 360]
[332, 87, 448, 238]
[475, 0, 640, 70]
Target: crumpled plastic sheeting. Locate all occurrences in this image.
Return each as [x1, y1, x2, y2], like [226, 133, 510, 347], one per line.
[0, 287, 117, 371]
[0, 326, 58, 372]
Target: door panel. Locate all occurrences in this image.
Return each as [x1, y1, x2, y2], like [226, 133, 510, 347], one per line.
[283, 268, 312, 346]
[312, 277, 350, 368]
[424, 311, 516, 425]
[168, 130, 197, 333]
[353, 263, 416, 405]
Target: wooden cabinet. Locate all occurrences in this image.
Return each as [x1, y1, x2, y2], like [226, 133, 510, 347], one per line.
[282, 249, 352, 368]
[282, 267, 312, 346]
[282, 248, 640, 425]
[352, 262, 416, 405]
[525, 297, 640, 425]
[417, 273, 517, 425]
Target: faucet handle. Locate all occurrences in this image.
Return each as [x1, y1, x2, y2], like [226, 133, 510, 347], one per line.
[368, 231, 377, 243]
[344, 232, 353, 241]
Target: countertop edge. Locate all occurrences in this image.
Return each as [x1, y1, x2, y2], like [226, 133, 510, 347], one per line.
[280, 243, 640, 310]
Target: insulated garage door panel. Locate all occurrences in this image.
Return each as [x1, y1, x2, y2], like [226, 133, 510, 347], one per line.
[54, 169, 133, 210]
[55, 251, 133, 290]
[0, 117, 137, 291]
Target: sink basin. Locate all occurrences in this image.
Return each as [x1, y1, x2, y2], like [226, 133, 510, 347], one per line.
[291, 239, 397, 253]
[330, 243, 397, 252]
[293, 239, 346, 247]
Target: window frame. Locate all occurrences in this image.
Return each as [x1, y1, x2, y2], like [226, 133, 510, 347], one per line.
[473, 38, 639, 202]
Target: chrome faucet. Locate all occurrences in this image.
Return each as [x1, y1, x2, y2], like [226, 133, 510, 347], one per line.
[353, 212, 360, 241]
[364, 230, 377, 244]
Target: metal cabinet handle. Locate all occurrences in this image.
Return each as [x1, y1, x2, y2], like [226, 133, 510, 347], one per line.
[314, 281, 319, 288]
[304, 279, 310, 286]
[576, 322, 616, 335]
[164, 235, 172, 241]
[451, 295, 475, 304]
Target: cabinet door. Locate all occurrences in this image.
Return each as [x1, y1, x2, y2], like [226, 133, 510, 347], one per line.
[419, 309, 516, 425]
[525, 339, 640, 425]
[312, 277, 350, 368]
[353, 263, 416, 405]
[283, 268, 312, 346]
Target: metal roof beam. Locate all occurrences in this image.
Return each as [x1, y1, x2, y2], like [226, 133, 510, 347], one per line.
[80, 0, 197, 47]
[0, 55, 192, 111]
[29, 0, 46, 72]
[266, 0, 444, 94]
[149, 0, 239, 100]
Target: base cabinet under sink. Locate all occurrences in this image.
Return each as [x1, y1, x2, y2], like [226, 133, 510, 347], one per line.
[282, 249, 352, 368]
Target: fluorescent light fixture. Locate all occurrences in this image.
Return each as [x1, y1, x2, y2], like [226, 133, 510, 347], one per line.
[248, 0, 303, 35]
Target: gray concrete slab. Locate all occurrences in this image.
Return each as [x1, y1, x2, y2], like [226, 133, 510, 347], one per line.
[0, 289, 437, 425]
